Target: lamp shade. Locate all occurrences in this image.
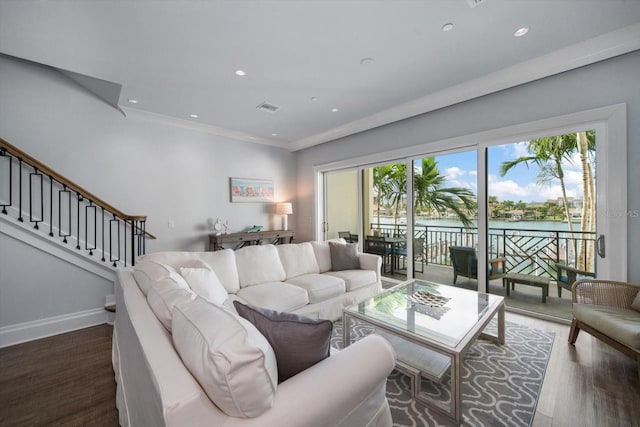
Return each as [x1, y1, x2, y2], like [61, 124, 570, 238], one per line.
[276, 202, 293, 215]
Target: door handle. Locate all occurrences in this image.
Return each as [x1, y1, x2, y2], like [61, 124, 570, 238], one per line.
[596, 234, 605, 258]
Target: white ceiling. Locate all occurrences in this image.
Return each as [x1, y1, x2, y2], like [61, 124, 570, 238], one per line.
[1, 0, 640, 151]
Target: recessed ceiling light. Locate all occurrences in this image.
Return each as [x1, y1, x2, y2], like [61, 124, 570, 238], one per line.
[189, 114, 198, 118]
[271, 133, 278, 136]
[442, 23, 454, 32]
[331, 108, 339, 112]
[127, 99, 138, 104]
[311, 97, 318, 101]
[235, 69, 246, 76]
[514, 27, 529, 37]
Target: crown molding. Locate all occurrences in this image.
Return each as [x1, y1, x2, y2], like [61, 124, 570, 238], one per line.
[120, 107, 291, 150]
[290, 22, 640, 151]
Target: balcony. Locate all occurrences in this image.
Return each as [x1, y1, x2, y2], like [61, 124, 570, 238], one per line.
[370, 223, 597, 321]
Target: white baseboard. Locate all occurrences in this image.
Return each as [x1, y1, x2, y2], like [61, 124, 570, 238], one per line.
[0, 307, 109, 348]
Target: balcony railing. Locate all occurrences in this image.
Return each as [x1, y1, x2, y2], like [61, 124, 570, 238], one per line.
[370, 222, 597, 279]
[1, 138, 154, 267]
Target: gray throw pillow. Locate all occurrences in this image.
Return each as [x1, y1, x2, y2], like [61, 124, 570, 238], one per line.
[233, 301, 333, 383]
[328, 241, 360, 271]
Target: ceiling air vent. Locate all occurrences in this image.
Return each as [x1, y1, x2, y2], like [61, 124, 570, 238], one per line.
[256, 102, 280, 113]
[466, 0, 486, 8]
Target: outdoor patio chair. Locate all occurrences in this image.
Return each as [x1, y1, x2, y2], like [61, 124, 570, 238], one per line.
[338, 231, 352, 241]
[448, 246, 507, 288]
[555, 262, 596, 298]
[569, 279, 640, 377]
[365, 235, 392, 273]
[395, 237, 425, 274]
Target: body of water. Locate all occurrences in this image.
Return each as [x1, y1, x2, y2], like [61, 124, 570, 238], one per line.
[377, 217, 578, 232]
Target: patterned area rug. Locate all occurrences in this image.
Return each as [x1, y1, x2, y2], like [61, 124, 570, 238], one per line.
[331, 320, 554, 427]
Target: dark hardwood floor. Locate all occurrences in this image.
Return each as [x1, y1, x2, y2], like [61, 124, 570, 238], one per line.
[0, 325, 118, 427]
[0, 315, 638, 427]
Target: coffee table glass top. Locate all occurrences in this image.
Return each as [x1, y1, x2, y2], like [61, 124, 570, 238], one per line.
[344, 280, 503, 348]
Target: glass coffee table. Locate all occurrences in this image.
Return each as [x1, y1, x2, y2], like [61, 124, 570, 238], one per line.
[342, 280, 505, 424]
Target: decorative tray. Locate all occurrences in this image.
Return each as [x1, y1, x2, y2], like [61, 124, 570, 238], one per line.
[406, 291, 451, 308]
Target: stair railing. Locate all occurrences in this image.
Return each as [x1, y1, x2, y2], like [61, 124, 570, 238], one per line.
[0, 138, 155, 266]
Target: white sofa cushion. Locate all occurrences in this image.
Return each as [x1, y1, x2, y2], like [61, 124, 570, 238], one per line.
[199, 249, 241, 294]
[146, 270, 196, 331]
[172, 298, 278, 418]
[237, 282, 309, 312]
[286, 274, 346, 303]
[310, 239, 346, 273]
[133, 261, 176, 296]
[235, 245, 286, 288]
[180, 266, 228, 305]
[324, 270, 378, 292]
[277, 243, 320, 279]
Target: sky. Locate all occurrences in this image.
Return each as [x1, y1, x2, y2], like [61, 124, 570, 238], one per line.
[424, 141, 589, 203]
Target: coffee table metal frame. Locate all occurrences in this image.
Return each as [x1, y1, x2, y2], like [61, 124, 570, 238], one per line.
[342, 280, 505, 424]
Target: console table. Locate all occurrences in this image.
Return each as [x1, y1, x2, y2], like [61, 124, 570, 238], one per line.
[209, 230, 295, 251]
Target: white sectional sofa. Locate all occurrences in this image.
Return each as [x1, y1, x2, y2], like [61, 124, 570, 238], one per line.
[133, 240, 383, 321]
[112, 241, 396, 427]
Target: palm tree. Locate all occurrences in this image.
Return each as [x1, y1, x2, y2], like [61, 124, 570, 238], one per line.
[413, 158, 476, 226]
[373, 158, 476, 229]
[500, 136, 577, 234]
[372, 165, 393, 229]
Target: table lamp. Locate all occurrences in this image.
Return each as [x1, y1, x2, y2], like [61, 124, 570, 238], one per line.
[276, 202, 293, 230]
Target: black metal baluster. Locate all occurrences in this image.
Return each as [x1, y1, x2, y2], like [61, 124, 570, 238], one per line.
[58, 185, 71, 244]
[124, 218, 128, 267]
[101, 207, 105, 262]
[29, 168, 43, 230]
[76, 192, 82, 250]
[49, 175, 54, 236]
[17, 157, 23, 222]
[85, 201, 96, 256]
[0, 149, 12, 215]
[110, 216, 120, 267]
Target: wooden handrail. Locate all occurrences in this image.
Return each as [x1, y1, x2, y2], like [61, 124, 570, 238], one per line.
[0, 137, 156, 240]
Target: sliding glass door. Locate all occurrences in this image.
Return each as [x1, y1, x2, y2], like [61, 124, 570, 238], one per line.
[317, 106, 626, 320]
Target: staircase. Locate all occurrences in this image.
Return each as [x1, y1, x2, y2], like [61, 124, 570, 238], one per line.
[0, 137, 154, 346]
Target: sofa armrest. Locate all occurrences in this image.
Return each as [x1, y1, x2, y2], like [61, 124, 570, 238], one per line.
[358, 252, 382, 282]
[223, 334, 395, 427]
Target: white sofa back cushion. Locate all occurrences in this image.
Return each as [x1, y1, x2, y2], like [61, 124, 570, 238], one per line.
[310, 239, 346, 273]
[133, 260, 177, 296]
[198, 249, 241, 294]
[235, 245, 286, 288]
[180, 266, 228, 305]
[147, 270, 197, 331]
[276, 243, 320, 279]
[172, 298, 278, 418]
[137, 250, 241, 294]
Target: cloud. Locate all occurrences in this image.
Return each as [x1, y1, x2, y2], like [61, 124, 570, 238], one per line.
[444, 167, 465, 179]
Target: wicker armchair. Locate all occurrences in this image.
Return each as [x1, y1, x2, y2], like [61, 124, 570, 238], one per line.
[570, 279, 640, 376]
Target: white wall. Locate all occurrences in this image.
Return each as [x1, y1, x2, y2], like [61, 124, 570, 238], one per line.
[0, 55, 297, 251]
[296, 51, 640, 281]
[0, 54, 296, 343]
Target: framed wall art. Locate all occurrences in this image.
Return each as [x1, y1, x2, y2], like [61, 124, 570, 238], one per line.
[229, 177, 274, 203]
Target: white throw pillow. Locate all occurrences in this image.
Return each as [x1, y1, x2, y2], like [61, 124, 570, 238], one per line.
[277, 243, 320, 279]
[172, 298, 278, 418]
[235, 245, 286, 287]
[180, 266, 228, 305]
[146, 271, 196, 331]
